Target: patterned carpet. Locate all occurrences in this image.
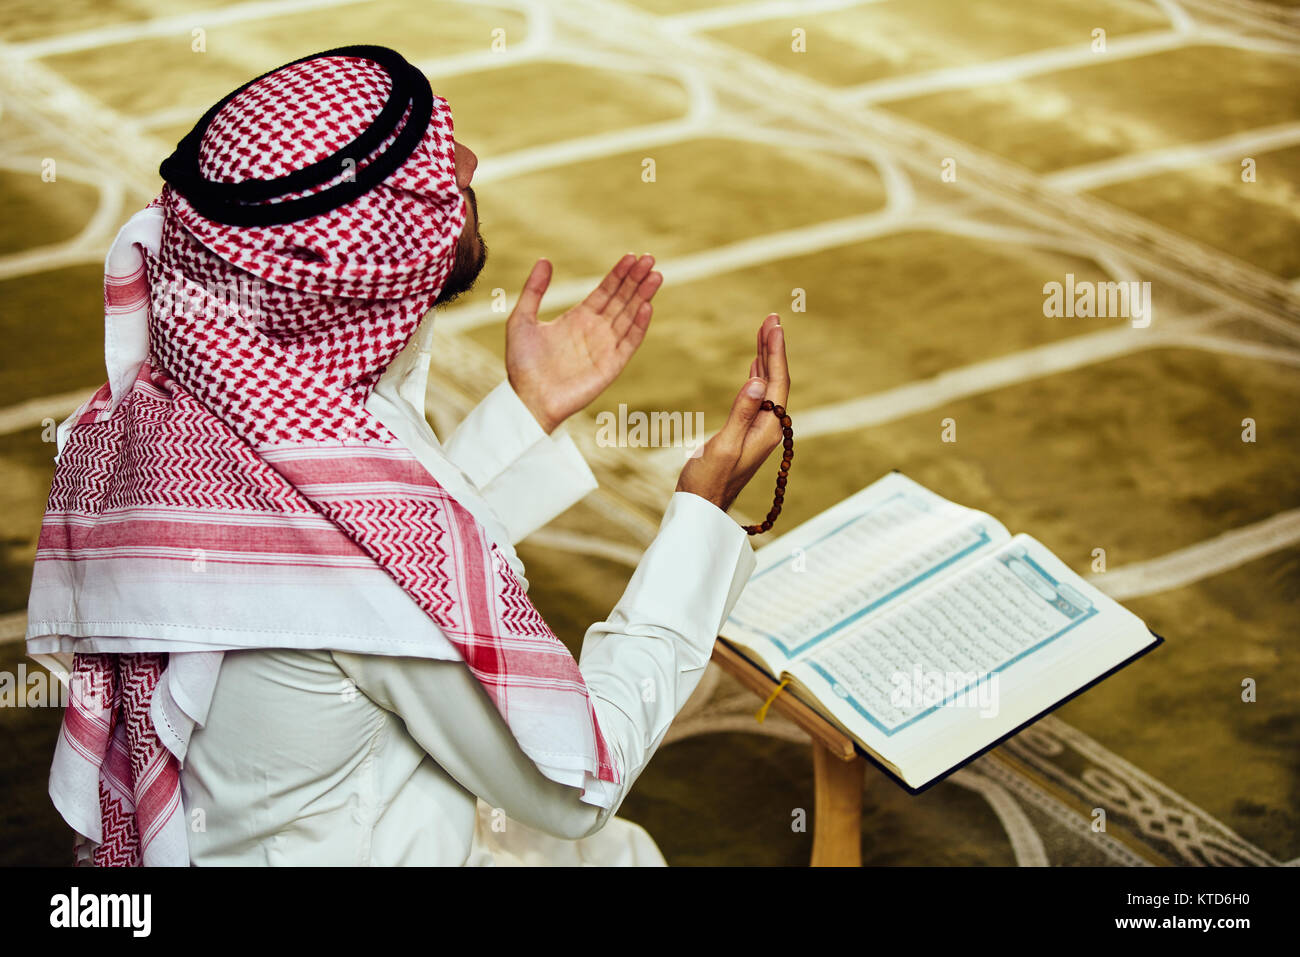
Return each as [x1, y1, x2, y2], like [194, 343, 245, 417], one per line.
[2, 0, 1298, 865]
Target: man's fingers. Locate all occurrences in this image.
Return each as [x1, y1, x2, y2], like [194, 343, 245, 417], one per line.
[510, 259, 553, 328]
[616, 301, 653, 358]
[583, 254, 636, 313]
[716, 376, 767, 456]
[763, 316, 790, 408]
[739, 316, 790, 464]
[612, 270, 662, 337]
[604, 254, 655, 318]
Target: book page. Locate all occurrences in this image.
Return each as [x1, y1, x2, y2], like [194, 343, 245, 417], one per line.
[789, 534, 1155, 787]
[720, 472, 1009, 674]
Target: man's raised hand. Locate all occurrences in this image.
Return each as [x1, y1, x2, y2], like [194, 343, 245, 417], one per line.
[677, 314, 790, 514]
[505, 254, 661, 434]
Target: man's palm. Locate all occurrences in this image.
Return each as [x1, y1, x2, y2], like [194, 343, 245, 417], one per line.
[505, 255, 661, 433]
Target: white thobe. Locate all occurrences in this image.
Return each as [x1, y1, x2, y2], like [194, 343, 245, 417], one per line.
[180, 318, 757, 865]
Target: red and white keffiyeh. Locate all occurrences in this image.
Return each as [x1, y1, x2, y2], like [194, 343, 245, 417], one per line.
[26, 47, 618, 867]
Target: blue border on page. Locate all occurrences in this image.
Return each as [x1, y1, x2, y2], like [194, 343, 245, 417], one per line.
[807, 548, 1098, 737]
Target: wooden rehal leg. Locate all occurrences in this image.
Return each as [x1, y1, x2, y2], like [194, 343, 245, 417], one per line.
[810, 742, 864, 867]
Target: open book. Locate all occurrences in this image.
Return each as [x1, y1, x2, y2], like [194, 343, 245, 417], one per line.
[721, 472, 1161, 792]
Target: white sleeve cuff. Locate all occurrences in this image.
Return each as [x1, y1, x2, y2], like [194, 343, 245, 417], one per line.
[479, 428, 599, 544]
[440, 380, 550, 490]
[440, 381, 601, 543]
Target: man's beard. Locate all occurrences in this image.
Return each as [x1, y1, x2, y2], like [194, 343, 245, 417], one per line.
[435, 187, 488, 306]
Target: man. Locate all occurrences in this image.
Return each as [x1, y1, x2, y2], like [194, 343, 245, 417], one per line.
[26, 45, 789, 866]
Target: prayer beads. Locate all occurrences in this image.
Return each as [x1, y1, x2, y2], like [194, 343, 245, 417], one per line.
[741, 400, 792, 536]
